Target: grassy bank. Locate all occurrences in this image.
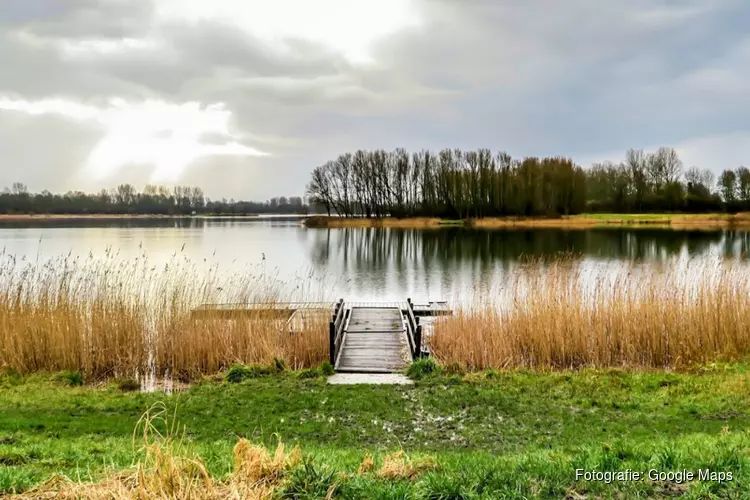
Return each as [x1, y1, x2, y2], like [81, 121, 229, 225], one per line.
[304, 213, 750, 229]
[1, 366, 749, 497]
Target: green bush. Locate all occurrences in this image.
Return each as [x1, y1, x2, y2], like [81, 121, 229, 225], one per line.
[319, 360, 335, 376]
[0, 368, 22, 387]
[281, 459, 338, 499]
[297, 369, 320, 379]
[273, 357, 287, 372]
[225, 364, 278, 383]
[54, 371, 83, 387]
[406, 358, 442, 380]
[115, 377, 140, 392]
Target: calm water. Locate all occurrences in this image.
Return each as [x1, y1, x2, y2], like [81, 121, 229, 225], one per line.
[1, 216, 749, 301]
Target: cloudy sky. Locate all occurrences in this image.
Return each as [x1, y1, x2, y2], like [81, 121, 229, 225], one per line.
[1, 0, 749, 200]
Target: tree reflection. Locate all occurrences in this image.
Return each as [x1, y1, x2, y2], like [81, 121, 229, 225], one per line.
[309, 227, 742, 272]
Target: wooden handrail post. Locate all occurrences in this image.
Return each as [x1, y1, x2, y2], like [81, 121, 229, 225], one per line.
[329, 321, 336, 365]
[415, 325, 422, 359]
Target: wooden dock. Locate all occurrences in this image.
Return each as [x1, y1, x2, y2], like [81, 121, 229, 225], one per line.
[335, 306, 410, 373]
[192, 298, 451, 374]
[328, 299, 432, 374]
[191, 302, 333, 320]
[191, 300, 451, 320]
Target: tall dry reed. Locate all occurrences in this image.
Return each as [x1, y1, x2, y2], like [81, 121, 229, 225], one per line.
[430, 256, 750, 369]
[0, 249, 330, 380]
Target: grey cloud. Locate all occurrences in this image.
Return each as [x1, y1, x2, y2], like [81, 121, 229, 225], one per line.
[1, 0, 750, 198]
[1, 0, 154, 39]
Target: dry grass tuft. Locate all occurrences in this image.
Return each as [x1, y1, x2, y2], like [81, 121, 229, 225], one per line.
[357, 454, 375, 475]
[376, 451, 438, 480]
[13, 407, 304, 500]
[233, 439, 301, 487]
[431, 257, 750, 370]
[0, 251, 329, 380]
[9, 414, 434, 499]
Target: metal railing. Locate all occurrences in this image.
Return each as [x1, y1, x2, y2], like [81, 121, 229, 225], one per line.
[329, 299, 346, 365]
[405, 298, 423, 360]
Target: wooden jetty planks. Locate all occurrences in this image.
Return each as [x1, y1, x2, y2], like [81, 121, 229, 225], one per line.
[335, 307, 411, 373]
[191, 301, 334, 320]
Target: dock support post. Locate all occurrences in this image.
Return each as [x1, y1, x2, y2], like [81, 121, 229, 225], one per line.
[329, 321, 335, 365]
[415, 324, 422, 359]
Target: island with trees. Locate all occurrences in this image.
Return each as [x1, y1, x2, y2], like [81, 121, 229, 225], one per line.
[305, 147, 750, 227]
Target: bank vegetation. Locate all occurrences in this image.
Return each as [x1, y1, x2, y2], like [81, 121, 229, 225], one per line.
[431, 257, 750, 369]
[0, 252, 329, 381]
[304, 212, 750, 229]
[3, 253, 750, 379]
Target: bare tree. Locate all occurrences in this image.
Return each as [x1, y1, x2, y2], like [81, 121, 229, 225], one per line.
[736, 166, 750, 203]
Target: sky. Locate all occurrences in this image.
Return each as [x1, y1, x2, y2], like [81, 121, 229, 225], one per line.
[0, 0, 749, 200]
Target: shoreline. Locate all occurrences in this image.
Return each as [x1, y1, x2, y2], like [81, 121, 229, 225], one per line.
[0, 213, 280, 220]
[304, 213, 750, 229]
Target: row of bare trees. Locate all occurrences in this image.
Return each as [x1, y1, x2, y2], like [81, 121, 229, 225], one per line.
[587, 147, 750, 212]
[307, 149, 587, 217]
[307, 148, 750, 217]
[0, 183, 309, 215]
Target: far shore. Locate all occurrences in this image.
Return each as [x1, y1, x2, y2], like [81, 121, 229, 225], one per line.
[0, 213, 278, 220]
[304, 212, 750, 230]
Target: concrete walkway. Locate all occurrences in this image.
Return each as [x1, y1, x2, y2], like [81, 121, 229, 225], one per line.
[327, 373, 413, 385]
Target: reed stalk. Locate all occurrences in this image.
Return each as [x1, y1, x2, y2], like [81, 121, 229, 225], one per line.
[0, 250, 330, 380]
[431, 257, 750, 369]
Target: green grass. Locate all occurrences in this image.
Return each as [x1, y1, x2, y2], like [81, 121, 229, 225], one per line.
[2, 366, 750, 497]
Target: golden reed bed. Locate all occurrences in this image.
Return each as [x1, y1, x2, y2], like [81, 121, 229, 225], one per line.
[2, 252, 750, 379]
[430, 258, 750, 370]
[0, 252, 329, 381]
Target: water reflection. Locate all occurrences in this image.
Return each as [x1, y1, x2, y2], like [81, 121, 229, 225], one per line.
[306, 228, 750, 300]
[309, 227, 748, 266]
[2, 218, 750, 302]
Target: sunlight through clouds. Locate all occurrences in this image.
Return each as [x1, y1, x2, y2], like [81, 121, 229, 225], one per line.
[155, 0, 421, 63]
[0, 97, 267, 182]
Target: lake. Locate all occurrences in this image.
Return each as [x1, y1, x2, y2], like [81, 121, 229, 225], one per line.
[1, 216, 749, 302]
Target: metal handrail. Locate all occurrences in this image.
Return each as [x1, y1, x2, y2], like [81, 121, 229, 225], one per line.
[329, 299, 346, 365]
[405, 298, 422, 360]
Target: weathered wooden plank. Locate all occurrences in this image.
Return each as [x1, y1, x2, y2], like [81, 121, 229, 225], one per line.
[334, 306, 410, 374]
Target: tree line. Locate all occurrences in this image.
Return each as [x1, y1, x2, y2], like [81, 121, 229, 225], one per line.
[0, 183, 310, 215]
[306, 148, 750, 217]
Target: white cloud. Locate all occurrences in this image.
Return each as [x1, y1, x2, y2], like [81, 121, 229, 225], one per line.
[154, 0, 421, 63]
[0, 97, 266, 182]
[0, 96, 99, 121]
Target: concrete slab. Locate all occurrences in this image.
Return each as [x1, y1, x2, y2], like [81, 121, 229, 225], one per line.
[327, 373, 414, 385]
